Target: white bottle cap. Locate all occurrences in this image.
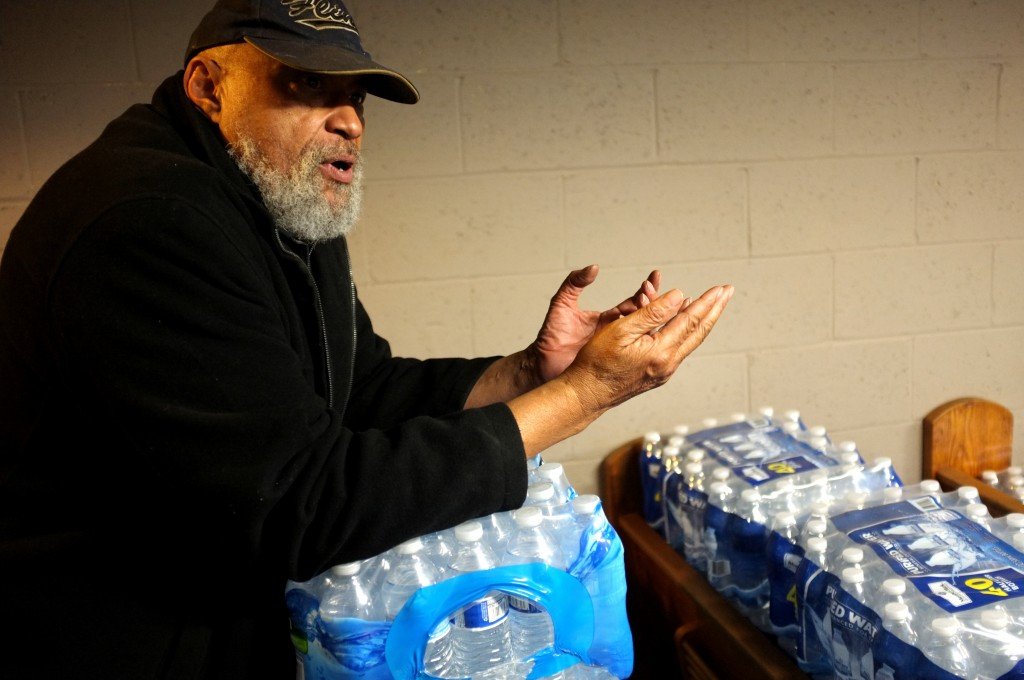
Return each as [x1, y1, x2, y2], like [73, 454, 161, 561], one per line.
[782, 422, 801, 435]
[883, 487, 903, 502]
[662, 445, 681, 458]
[701, 418, 719, 429]
[980, 469, 998, 482]
[758, 406, 775, 418]
[840, 451, 860, 465]
[712, 467, 731, 481]
[919, 479, 941, 493]
[838, 441, 858, 453]
[1010, 475, 1024, 487]
[686, 449, 705, 463]
[643, 431, 662, 444]
[872, 457, 892, 469]
[775, 511, 796, 527]
[882, 578, 906, 596]
[965, 503, 989, 519]
[396, 537, 424, 555]
[1005, 512, 1024, 528]
[536, 462, 564, 480]
[685, 461, 703, 475]
[1008, 466, 1023, 476]
[527, 482, 555, 502]
[672, 424, 690, 437]
[842, 547, 864, 564]
[331, 561, 361, 576]
[841, 567, 864, 584]
[807, 536, 828, 553]
[783, 410, 801, 423]
[571, 494, 600, 515]
[981, 609, 1009, 630]
[805, 519, 827, 536]
[454, 521, 484, 543]
[883, 602, 910, 622]
[809, 437, 829, 451]
[514, 506, 543, 528]
[709, 481, 731, 496]
[668, 435, 686, 448]
[931, 617, 959, 638]
[730, 412, 748, 423]
[808, 425, 827, 438]
[740, 488, 761, 503]
[957, 486, 980, 501]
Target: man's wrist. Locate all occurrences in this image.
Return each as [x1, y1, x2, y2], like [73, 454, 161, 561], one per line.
[518, 343, 546, 392]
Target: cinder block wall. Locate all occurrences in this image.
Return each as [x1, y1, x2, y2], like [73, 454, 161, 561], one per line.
[2, 1, 1022, 493]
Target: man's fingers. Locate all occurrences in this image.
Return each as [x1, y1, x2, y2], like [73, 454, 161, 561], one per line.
[647, 270, 662, 295]
[621, 288, 686, 337]
[659, 284, 733, 360]
[553, 264, 599, 304]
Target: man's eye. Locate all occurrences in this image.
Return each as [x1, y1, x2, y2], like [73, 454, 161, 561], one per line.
[351, 91, 366, 107]
[302, 75, 323, 90]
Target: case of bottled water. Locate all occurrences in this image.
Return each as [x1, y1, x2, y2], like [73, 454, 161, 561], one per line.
[284, 458, 632, 680]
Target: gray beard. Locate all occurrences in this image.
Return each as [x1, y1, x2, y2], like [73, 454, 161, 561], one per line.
[230, 135, 363, 243]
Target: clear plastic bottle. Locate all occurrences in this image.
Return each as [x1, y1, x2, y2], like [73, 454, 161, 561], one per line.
[640, 431, 664, 527]
[881, 602, 917, 645]
[449, 521, 513, 676]
[923, 617, 974, 678]
[704, 481, 736, 591]
[980, 469, 999, 487]
[564, 493, 602, 569]
[319, 561, 376, 624]
[730, 488, 769, 625]
[974, 609, 1024, 678]
[955, 485, 981, 507]
[875, 578, 910, 625]
[1003, 513, 1024, 542]
[804, 536, 830, 570]
[880, 486, 903, 504]
[381, 538, 454, 677]
[535, 462, 574, 504]
[831, 567, 872, 680]
[840, 546, 865, 573]
[965, 502, 993, 531]
[503, 506, 565, 660]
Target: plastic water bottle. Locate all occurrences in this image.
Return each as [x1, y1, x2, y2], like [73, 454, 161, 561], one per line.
[831, 567, 873, 680]
[874, 578, 910, 625]
[640, 431, 663, 526]
[319, 561, 377, 623]
[804, 536, 830, 570]
[965, 502, 993, 531]
[535, 462, 574, 504]
[503, 506, 565, 660]
[449, 521, 513, 675]
[381, 538, 454, 677]
[980, 469, 1000, 487]
[881, 602, 916, 645]
[880, 486, 903, 504]
[840, 546, 865, 573]
[704, 481, 736, 591]
[1002, 513, 1024, 543]
[974, 609, 1024, 678]
[955, 485, 981, 507]
[564, 494, 601, 568]
[923, 617, 974, 678]
[731, 488, 769, 625]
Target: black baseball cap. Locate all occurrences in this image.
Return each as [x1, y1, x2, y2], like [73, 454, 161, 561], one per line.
[186, 0, 419, 104]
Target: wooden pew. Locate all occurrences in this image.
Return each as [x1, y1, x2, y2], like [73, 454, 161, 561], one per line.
[922, 396, 1022, 516]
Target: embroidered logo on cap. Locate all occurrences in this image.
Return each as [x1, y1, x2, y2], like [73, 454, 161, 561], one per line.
[281, 0, 358, 33]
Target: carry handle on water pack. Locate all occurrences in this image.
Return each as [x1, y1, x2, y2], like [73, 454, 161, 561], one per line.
[384, 562, 595, 680]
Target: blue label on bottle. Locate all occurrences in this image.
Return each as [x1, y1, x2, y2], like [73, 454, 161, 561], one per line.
[452, 594, 509, 630]
[509, 594, 543, 614]
[767, 531, 804, 634]
[832, 500, 1024, 612]
[696, 426, 837, 470]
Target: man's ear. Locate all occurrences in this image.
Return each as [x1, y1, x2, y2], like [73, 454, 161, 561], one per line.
[183, 57, 223, 123]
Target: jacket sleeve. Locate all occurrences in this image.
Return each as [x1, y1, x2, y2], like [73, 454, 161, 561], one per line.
[50, 198, 528, 584]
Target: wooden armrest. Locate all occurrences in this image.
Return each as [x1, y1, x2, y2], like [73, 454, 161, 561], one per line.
[923, 397, 1013, 480]
[934, 467, 1024, 517]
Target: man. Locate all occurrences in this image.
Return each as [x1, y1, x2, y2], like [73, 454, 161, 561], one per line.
[0, 0, 732, 677]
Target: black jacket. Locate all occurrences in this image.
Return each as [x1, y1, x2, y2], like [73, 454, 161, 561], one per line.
[0, 73, 527, 678]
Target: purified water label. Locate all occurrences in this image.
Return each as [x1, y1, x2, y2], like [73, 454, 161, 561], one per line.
[832, 501, 1024, 613]
[698, 426, 836, 470]
[454, 595, 509, 630]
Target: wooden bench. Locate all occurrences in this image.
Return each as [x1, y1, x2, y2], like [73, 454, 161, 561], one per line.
[600, 397, 1020, 678]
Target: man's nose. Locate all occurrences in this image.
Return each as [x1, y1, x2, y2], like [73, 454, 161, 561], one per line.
[327, 104, 363, 140]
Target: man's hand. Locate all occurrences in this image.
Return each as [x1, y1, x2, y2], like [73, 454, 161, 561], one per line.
[508, 282, 733, 456]
[530, 264, 662, 383]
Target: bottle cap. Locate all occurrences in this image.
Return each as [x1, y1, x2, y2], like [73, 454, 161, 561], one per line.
[454, 521, 484, 542]
[883, 602, 909, 622]
[807, 536, 827, 553]
[709, 481, 731, 496]
[980, 469, 998, 482]
[331, 561, 361, 576]
[841, 547, 864, 564]
[668, 435, 686, 447]
[672, 424, 690, 437]
[872, 456, 892, 469]
[571, 494, 600, 515]
[758, 406, 774, 418]
[931, 617, 959, 638]
[1005, 512, 1024, 528]
[965, 503, 988, 519]
[805, 519, 827, 536]
[783, 409, 801, 423]
[808, 425, 827, 438]
[774, 511, 796, 527]
[685, 461, 703, 475]
[1010, 475, 1024, 487]
[740, 488, 761, 503]
[882, 487, 903, 502]
[527, 482, 555, 501]
[396, 537, 424, 555]
[536, 462, 564, 480]
[1009, 466, 1023, 476]
[840, 451, 860, 465]
[701, 418, 719, 429]
[809, 437, 829, 451]
[712, 467, 731, 481]
[730, 412, 747, 423]
[686, 449, 705, 463]
[662, 445, 682, 458]
[643, 431, 661, 444]
[782, 422, 800, 434]
[957, 486, 980, 501]
[919, 479, 941, 493]
[981, 609, 1009, 630]
[841, 567, 864, 584]
[882, 578, 905, 596]
[838, 441, 858, 453]
[514, 506, 543, 528]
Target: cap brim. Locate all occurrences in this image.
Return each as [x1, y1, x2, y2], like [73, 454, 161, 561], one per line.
[245, 36, 419, 105]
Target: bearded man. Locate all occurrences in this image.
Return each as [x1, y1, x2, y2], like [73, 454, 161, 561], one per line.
[0, 0, 731, 677]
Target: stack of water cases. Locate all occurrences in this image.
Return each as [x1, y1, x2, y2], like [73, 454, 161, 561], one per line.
[979, 467, 1024, 503]
[285, 459, 632, 679]
[639, 409, 1024, 679]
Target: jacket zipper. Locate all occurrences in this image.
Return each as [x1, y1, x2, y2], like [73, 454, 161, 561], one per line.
[304, 244, 335, 410]
[339, 239, 356, 411]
